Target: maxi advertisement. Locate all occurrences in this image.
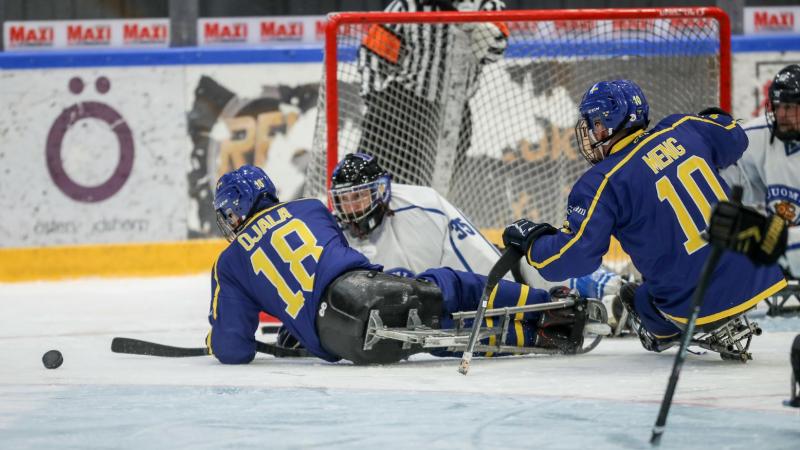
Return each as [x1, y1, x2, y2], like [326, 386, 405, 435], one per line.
[0, 36, 798, 248]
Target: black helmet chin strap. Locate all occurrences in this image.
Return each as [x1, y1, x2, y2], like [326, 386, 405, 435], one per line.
[345, 203, 392, 239]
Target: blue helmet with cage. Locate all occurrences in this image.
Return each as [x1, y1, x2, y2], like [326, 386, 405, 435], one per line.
[575, 79, 649, 164]
[328, 153, 392, 238]
[214, 165, 279, 242]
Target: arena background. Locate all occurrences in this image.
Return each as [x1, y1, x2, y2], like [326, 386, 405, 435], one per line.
[0, 1, 799, 281]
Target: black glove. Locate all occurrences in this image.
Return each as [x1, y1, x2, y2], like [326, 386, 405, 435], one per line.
[276, 326, 304, 350]
[502, 219, 557, 254]
[707, 201, 788, 265]
[698, 106, 731, 118]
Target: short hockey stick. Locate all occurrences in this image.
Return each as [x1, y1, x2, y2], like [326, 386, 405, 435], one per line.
[458, 247, 523, 375]
[650, 186, 743, 445]
[111, 337, 310, 358]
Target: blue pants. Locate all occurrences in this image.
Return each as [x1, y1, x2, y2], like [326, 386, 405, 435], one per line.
[419, 267, 551, 349]
[634, 283, 682, 339]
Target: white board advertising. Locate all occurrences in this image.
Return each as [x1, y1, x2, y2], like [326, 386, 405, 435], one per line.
[0, 61, 324, 247]
[2, 38, 799, 247]
[0, 67, 188, 246]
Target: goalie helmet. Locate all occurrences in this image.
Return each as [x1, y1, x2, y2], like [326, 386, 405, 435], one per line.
[767, 64, 800, 142]
[575, 79, 649, 165]
[329, 153, 392, 238]
[214, 165, 279, 242]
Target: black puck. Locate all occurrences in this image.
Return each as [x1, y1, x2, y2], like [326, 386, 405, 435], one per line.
[42, 350, 63, 369]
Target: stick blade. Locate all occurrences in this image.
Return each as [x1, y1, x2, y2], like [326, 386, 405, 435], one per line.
[111, 337, 208, 357]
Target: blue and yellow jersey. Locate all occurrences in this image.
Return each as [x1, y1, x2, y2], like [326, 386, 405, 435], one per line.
[206, 198, 380, 364]
[528, 113, 786, 324]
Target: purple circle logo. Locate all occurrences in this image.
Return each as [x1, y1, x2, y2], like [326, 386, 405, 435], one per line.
[46, 76, 134, 202]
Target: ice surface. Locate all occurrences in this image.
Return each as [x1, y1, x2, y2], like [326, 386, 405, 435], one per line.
[1, 276, 798, 449]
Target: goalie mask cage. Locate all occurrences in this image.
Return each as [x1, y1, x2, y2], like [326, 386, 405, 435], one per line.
[307, 8, 730, 274]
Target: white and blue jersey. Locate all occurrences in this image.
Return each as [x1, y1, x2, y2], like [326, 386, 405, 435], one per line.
[344, 183, 557, 289]
[721, 116, 800, 278]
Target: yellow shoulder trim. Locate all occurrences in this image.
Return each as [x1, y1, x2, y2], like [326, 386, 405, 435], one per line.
[528, 115, 736, 270]
[239, 201, 288, 231]
[663, 278, 787, 325]
[608, 129, 646, 156]
[690, 115, 739, 130]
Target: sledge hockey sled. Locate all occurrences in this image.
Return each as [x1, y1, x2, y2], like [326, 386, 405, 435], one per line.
[363, 294, 611, 356]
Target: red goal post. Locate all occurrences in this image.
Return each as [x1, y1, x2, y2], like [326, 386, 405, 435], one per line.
[309, 7, 731, 273]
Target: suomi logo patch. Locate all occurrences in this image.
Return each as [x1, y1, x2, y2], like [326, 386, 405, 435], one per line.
[767, 184, 800, 225]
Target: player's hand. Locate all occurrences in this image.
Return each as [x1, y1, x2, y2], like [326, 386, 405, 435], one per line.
[502, 219, 557, 254]
[468, 22, 508, 64]
[707, 201, 788, 265]
[276, 326, 304, 350]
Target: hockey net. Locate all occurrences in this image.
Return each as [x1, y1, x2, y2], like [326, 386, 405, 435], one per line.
[306, 8, 730, 274]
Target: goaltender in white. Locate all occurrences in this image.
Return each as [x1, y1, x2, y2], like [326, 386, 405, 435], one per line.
[328, 152, 622, 298]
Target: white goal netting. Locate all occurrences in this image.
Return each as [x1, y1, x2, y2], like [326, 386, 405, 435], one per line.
[306, 8, 730, 268]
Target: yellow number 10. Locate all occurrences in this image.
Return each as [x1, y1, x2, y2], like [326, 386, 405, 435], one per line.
[655, 155, 728, 255]
[249, 219, 323, 318]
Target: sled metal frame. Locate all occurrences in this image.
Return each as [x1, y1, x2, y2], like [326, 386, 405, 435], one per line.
[764, 280, 800, 317]
[692, 315, 762, 362]
[363, 297, 611, 356]
[654, 315, 763, 362]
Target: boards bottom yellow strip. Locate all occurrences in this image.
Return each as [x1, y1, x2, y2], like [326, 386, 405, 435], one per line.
[0, 239, 228, 282]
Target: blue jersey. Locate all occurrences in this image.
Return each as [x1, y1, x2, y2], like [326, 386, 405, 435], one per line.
[528, 113, 787, 326]
[206, 198, 380, 364]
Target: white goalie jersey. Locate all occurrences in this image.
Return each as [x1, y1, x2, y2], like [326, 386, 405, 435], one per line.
[721, 116, 800, 278]
[343, 183, 554, 288]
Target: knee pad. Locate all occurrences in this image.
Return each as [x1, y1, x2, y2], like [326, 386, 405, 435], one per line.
[316, 270, 444, 365]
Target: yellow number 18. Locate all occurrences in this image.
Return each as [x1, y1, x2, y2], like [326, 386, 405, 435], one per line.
[249, 219, 323, 318]
[656, 155, 728, 255]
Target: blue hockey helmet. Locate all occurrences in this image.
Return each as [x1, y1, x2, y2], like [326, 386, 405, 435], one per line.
[575, 80, 649, 164]
[767, 64, 800, 142]
[614, 79, 649, 127]
[328, 153, 391, 238]
[214, 165, 279, 242]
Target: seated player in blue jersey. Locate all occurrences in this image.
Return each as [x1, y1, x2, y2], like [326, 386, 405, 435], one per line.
[502, 79, 787, 355]
[206, 164, 593, 365]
